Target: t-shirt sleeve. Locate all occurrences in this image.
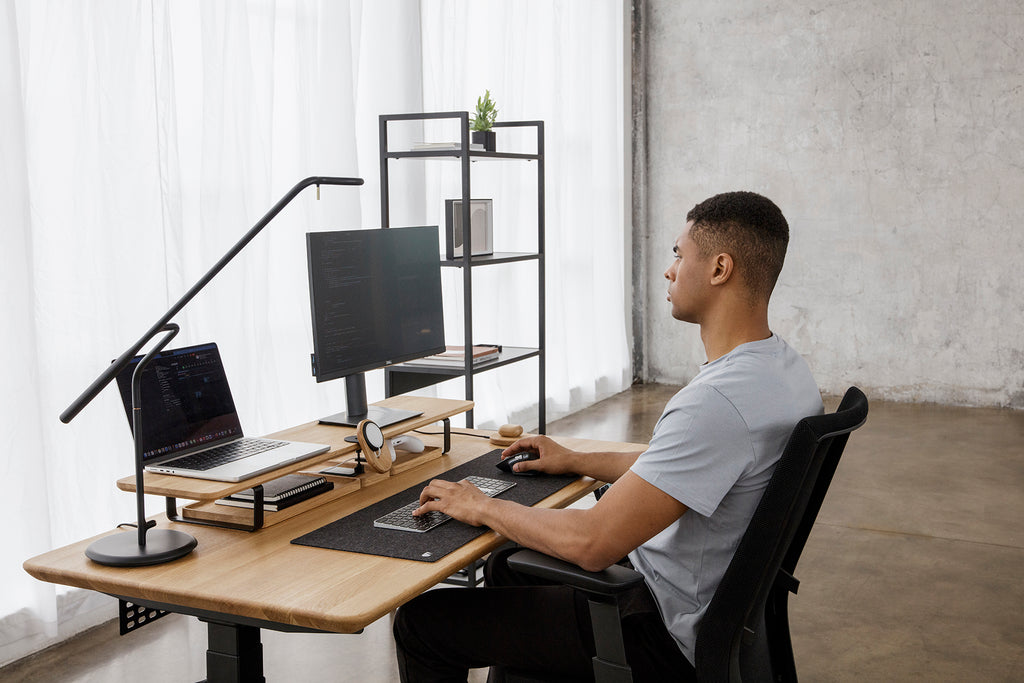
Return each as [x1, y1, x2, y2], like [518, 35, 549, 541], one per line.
[630, 384, 753, 517]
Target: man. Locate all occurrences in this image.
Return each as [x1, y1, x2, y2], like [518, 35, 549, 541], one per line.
[393, 191, 823, 681]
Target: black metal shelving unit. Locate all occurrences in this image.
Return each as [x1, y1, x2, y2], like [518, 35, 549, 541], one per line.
[379, 111, 545, 431]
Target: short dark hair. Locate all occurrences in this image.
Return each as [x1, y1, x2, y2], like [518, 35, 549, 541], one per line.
[686, 191, 789, 303]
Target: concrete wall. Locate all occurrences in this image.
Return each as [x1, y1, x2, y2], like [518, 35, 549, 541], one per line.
[636, 1, 1024, 408]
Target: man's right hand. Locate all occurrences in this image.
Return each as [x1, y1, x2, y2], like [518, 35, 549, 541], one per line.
[501, 435, 579, 475]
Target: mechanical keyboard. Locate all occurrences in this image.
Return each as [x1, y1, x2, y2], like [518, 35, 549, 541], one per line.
[373, 475, 516, 533]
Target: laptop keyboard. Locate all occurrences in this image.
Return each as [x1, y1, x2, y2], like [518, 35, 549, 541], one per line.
[373, 475, 516, 533]
[168, 438, 287, 471]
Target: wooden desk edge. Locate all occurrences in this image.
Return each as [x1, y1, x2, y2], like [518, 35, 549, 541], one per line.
[27, 431, 645, 635]
[21, 476, 604, 634]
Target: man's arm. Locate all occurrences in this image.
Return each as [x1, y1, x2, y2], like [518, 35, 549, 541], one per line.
[502, 435, 644, 484]
[415, 470, 687, 572]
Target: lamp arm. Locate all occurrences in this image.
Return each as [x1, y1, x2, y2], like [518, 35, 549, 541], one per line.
[59, 175, 363, 424]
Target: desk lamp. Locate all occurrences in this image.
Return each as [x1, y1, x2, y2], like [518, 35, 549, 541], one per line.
[61, 176, 364, 567]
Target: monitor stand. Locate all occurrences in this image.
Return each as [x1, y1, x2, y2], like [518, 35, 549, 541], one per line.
[318, 373, 422, 428]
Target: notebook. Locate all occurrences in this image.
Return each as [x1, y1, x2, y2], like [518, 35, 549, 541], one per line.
[114, 342, 330, 482]
[215, 473, 334, 511]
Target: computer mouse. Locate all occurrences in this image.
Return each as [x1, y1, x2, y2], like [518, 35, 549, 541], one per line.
[496, 450, 540, 476]
[390, 435, 426, 453]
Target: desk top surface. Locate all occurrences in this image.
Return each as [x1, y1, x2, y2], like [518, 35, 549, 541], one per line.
[25, 412, 646, 634]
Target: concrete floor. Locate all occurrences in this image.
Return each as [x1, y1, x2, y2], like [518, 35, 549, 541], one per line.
[3, 383, 1022, 681]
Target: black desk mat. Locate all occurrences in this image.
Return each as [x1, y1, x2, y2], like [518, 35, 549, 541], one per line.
[291, 449, 577, 562]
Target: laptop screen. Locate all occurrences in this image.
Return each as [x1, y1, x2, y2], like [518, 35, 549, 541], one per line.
[114, 342, 244, 463]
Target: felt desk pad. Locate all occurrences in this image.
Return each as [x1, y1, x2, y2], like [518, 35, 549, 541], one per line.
[291, 449, 578, 562]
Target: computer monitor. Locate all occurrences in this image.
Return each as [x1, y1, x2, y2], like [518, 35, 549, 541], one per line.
[306, 226, 446, 428]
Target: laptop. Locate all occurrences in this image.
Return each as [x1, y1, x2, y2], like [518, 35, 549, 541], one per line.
[114, 342, 330, 482]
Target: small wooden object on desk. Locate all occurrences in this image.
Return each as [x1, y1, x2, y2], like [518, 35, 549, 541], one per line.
[490, 423, 525, 447]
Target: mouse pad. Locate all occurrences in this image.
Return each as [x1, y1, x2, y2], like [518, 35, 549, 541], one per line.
[291, 449, 578, 562]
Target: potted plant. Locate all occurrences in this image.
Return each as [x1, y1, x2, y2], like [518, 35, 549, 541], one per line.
[470, 89, 498, 152]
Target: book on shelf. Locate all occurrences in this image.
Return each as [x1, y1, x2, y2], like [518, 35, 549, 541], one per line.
[410, 141, 485, 152]
[402, 345, 501, 367]
[215, 473, 333, 511]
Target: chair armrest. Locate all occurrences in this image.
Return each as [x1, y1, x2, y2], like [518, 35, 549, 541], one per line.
[507, 549, 645, 596]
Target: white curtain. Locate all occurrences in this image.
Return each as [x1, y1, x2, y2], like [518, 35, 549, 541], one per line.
[417, 1, 631, 429]
[0, 0, 627, 666]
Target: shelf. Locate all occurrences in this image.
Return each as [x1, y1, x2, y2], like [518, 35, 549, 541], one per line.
[114, 396, 472, 532]
[380, 111, 545, 430]
[386, 347, 541, 395]
[386, 150, 541, 161]
[116, 396, 474, 500]
[181, 444, 446, 528]
[393, 346, 540, 375]
[440, 252, 539, 268]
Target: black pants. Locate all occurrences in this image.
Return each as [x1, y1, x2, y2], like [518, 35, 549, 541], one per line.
[393, 546, 696, 682]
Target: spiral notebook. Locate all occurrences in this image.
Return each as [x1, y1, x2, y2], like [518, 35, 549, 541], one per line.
[216, 473, 334, 511]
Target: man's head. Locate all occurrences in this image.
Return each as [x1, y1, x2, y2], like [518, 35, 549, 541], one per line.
[685, 191, 789, 306]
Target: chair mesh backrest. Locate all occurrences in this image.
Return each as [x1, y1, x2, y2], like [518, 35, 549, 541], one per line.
[694, 387, 868, 681]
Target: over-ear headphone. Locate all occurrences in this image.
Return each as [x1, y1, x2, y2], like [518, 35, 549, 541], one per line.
[356, 419, 392, 473]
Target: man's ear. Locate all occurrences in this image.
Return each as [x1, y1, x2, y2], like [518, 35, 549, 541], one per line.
[710, 252, 734, 286]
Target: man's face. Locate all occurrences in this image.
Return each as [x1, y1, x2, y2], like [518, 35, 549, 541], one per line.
[664, 223, 712, 323]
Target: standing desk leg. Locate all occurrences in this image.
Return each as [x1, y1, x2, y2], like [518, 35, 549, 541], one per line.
[202, 620, 265, 683]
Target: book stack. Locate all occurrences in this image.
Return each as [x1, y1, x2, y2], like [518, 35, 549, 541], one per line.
[403, 345, 500, 367]
[216, 473, 333, 512]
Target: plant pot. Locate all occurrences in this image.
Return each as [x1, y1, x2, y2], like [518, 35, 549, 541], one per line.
[471, 130, 496, 152]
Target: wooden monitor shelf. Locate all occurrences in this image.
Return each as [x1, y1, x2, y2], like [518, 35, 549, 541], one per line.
[115, 396, 473, 530]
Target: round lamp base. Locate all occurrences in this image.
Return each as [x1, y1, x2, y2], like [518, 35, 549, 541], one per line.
[86, 528, 198, 567]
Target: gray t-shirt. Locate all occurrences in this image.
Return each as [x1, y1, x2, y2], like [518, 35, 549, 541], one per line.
[628, 334, 822, 664]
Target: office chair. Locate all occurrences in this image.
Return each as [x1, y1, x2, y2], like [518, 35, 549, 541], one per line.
[503, 386, 869, 683]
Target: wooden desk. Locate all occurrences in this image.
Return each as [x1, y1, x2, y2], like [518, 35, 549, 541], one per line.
[24, 399, 647, 681]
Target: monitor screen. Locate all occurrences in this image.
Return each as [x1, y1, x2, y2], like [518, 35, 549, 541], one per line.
[306, 226, 445, 426]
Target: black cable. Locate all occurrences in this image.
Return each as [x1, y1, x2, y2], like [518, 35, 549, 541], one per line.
[116, 520, 156, 530]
